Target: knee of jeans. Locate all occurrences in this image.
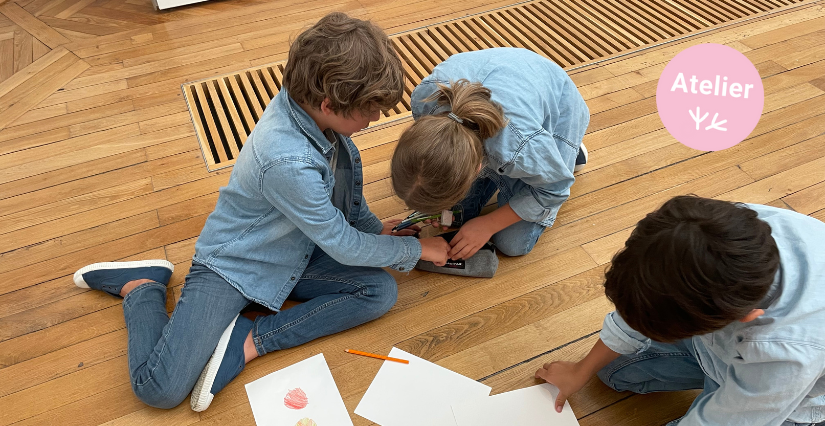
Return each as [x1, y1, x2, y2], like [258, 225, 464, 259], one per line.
[596, 366, 621, 391]
[133, 381, 190, 410]
[597, 364, 648, 394]
[363, 271, 398, 316]
[492, 234, 534, 257]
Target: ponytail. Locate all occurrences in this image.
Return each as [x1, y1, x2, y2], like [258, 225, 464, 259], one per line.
[427, 79, 506, 140]
[391, 80, 507, 213]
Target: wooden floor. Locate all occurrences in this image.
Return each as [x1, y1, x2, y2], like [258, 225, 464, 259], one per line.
[0, 0, 824, 423]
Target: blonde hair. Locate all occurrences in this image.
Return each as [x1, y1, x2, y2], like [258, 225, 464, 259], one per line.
[391, 80, 506, 213]
[282, 13, 404, 116]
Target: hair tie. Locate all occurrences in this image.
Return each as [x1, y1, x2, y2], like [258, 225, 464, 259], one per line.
[447, 112, 480, 132]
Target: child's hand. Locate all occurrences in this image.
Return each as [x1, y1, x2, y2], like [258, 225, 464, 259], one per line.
[449, 217, 494, 260]
[534, 361, 589, 413]
[419, 237, 450, 266]
[381, 219, 420, 236]
[423, 219, 449, 231]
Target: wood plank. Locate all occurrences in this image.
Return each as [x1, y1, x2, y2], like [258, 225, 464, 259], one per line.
[8, 101, 66, 126]
[0, 44, 66, 99]
[0, 2, 70, 47]
[0, 36, 14, 83]
[783, 181, 825, 215]
[0, 211, 159, 280]
[397, 266, 607, 362]
[38, 14, 125, 36]
[582, 390, 702, 426]
[31, 36, 49, 59]
[740, 15, 825, 49]
[716, 155, 825, 206]
[0, 177, 154, 235]
[0, 168, 220, 258]
[53, 0, 96, 19]
[13, 29, 33, 72]
[0, 329, 127, 398]
[739, 133, 825, 181]
[0, 120, 138, 171]
[0, 53, 88, 131]
[0, 147, 145, 200]
[437, 296, 612, 381]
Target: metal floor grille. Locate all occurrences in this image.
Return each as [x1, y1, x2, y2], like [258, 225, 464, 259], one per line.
[183, 0, 807, 170]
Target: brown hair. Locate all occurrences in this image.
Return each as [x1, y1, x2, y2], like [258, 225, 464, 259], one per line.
[282, 12, 404, 116]
[604, 195, 780, 342]
[391, 80, 507, 213]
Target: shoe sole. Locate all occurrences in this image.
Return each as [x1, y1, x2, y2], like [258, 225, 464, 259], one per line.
[574, 143, 588, 173]
[190, 314, 239, 412]
[73, 260, 174, 289]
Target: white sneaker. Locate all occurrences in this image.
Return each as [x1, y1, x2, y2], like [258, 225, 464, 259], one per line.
[574, 143, 588, 173]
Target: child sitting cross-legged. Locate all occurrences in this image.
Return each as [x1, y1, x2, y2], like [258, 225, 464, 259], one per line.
[71, 12, 450, 413]
[536, 195, 825, 425]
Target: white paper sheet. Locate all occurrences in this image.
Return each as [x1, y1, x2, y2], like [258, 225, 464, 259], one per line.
[245, 353, 353, 426]
[451, 383, 580, 426]
[355, 347, 492, 426]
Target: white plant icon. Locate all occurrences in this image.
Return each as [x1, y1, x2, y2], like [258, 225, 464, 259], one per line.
[689, 107, 727, 131]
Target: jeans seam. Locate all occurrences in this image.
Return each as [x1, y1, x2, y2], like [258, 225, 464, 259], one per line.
[604, 352, 694, 385]
[299, 275, 364, 289]
[255, 293, 363, 343]
[131, 285, 179, 388]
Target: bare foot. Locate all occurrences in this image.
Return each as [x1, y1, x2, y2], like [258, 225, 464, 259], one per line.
[243, 331, 258, 364]
[120, 279, 153, 297]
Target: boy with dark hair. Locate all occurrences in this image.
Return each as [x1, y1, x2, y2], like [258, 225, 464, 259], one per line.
[72, 12, 450, 412]
[536, 195, 825, 425]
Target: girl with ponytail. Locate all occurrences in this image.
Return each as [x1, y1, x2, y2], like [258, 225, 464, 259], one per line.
[391, 48, 590, 259]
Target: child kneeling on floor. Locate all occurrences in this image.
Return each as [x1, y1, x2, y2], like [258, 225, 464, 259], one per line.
[391, 48, 590, 261]
[72, 12, 450, 412]
[536, 195, 825, 425]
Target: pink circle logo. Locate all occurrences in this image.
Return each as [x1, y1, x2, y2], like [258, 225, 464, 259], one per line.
[656, 43, 763, 151]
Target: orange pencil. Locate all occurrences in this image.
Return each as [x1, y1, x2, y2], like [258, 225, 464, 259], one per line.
[345, 349, 409, 364]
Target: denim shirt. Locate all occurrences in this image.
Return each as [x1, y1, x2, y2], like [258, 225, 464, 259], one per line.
[410, 48, 590, 226]
[601, 205, 825, 425]
[193, 89, 421, 311]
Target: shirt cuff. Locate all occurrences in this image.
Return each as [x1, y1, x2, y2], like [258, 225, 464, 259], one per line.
[388, 236, 422, 273]
[600, 311, 651, 355]
[508, 192, 553, 224]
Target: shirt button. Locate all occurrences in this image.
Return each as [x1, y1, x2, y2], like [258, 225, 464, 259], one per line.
[354, 200, 360, 205]
[355, 180, 362, 186]
[290, 277, 296, 281]
[349, 220, 356, 225]
[399, 267, 405, 271]
[354, 158, 361, 164]
[304, 255, 309, 259]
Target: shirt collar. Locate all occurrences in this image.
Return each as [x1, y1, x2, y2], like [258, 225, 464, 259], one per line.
[280, 87, 335, 155]
[758, 268, 783, 310]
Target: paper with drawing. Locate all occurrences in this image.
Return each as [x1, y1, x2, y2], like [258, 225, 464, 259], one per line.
[245, 353, 353, 426]
[355, 347, 492, 426]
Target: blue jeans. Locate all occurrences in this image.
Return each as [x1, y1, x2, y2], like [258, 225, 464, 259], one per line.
[122, 246, 397, 409]
[597, 339, 819, 426]
[456, 171, 546, 257]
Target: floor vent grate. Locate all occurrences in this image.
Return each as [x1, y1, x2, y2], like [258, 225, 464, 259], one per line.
[183, 0, 808, 170]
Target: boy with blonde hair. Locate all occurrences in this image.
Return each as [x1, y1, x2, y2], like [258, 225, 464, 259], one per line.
[72, 12, 449, 412]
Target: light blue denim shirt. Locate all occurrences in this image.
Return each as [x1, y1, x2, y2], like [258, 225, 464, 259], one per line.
[193, 89, 421, 311]
[411, 48, 590, 226]
[601, 205, 825, 425]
